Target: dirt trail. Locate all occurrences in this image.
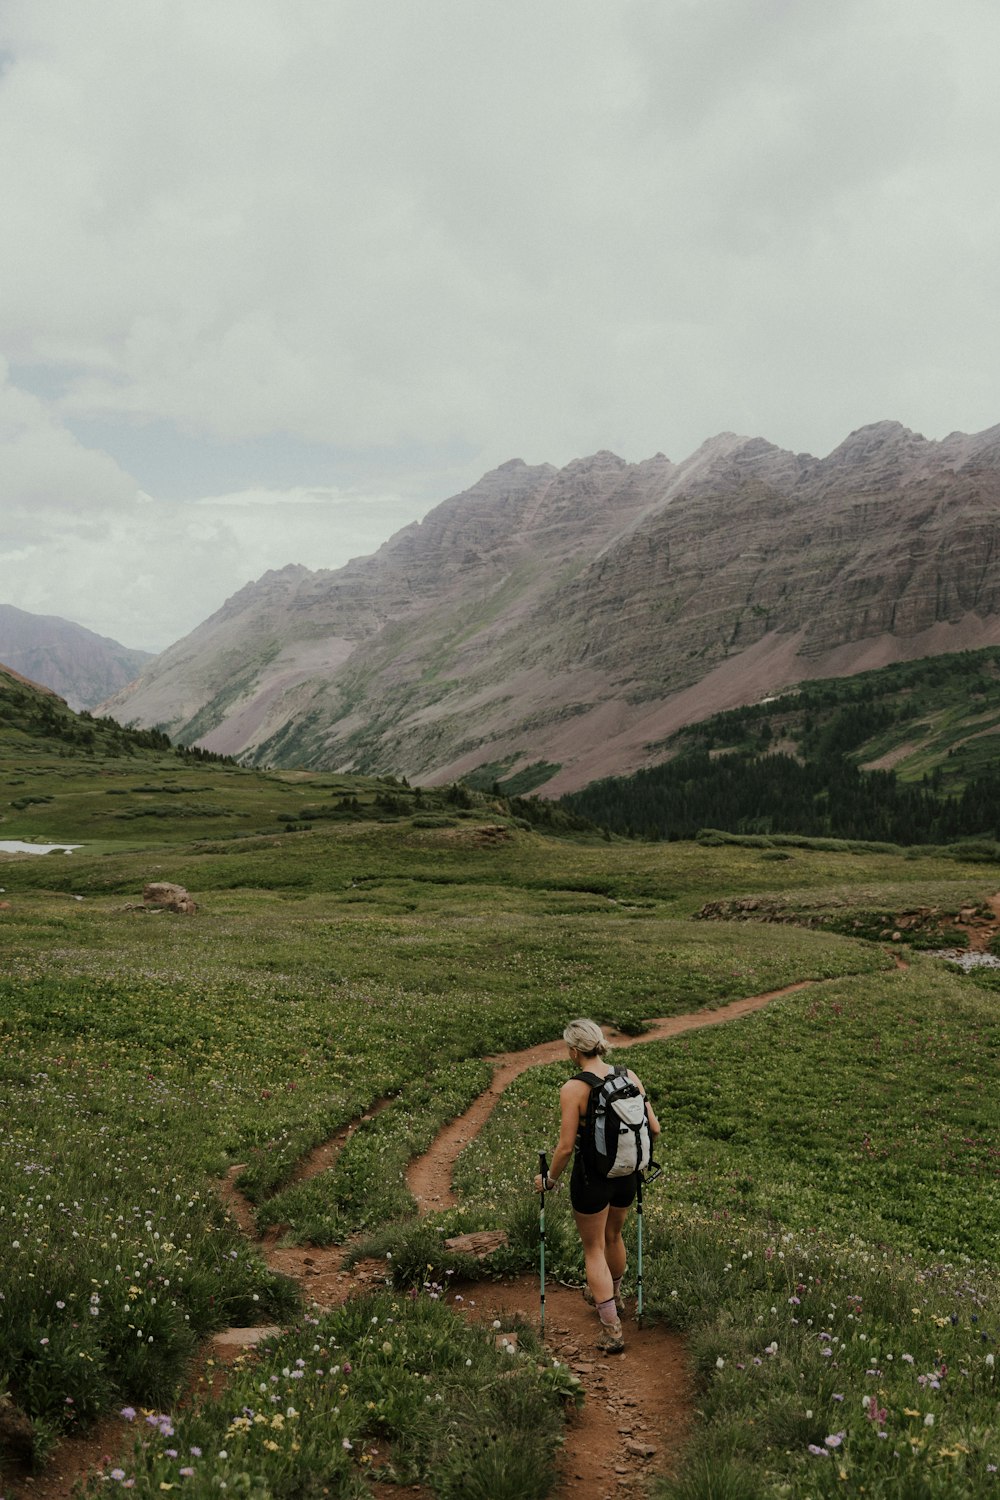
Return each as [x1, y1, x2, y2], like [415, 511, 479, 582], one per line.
[16, 972, 859, 1499]
[241, 978, 826, 1496]
[407, 980, 816, 1212]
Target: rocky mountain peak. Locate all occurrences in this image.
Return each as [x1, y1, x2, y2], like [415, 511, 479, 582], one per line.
[820, 420, 928, 476]
[99, 417, 1000, 794]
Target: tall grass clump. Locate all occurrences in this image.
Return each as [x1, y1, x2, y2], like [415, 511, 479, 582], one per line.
[79, 1289, 574, 1499]
[645, 1214, 999, 1497]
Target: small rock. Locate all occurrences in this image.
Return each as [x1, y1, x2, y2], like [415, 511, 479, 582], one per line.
[625, 1440, 657, 1458]
[212, 1325, 281, 1347]
[443, 1229, 508, 1258]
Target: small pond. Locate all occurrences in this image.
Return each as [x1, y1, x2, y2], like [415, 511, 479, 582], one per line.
[0, 841, 82, 855]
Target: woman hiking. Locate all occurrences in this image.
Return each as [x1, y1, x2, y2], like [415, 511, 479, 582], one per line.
[533, 1018, 661, 1353]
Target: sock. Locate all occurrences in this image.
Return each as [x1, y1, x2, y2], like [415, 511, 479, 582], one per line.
[597, 1296, 619, 1326]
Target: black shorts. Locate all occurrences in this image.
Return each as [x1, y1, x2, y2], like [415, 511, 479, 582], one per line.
[569, 1156, 638, 1215]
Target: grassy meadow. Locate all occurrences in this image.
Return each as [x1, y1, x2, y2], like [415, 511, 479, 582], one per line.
[1, 709, 999, 1496]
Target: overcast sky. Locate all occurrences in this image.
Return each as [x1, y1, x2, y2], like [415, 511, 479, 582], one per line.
[2, 0, 1000, 652]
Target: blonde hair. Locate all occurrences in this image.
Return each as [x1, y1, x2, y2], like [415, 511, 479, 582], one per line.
[563, 1018, 609, 1058]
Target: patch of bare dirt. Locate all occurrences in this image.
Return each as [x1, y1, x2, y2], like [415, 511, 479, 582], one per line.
[462, 1275, 691, 1499]
[860, 741, 921, 771]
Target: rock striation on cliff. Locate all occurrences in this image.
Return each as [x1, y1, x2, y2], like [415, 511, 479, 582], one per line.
[99, 420, 1000, 793]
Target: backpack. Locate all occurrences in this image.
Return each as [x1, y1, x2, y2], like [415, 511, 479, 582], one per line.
[577, 1066, 653, 1179]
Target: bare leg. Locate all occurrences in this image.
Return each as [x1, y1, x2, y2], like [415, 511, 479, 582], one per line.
[574, 1207, 614, 1307]
[605, 1204, 629, 1285]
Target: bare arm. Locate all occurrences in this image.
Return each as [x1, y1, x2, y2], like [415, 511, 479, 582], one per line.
[533, 1079, 587, 1190]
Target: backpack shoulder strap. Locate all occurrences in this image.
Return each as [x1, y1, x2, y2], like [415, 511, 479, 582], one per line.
[574, 1071, 605, 1089]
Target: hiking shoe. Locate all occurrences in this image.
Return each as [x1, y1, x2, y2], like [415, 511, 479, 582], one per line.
[596, 1318, 625, 1354]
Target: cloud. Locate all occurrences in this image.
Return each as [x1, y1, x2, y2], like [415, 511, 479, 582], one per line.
[4, 0, 1000, 463]
[0, 364, 423, 649]
[2, 1, 1000, 647]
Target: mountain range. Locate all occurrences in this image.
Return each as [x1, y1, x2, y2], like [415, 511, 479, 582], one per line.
[0, 604, 152, 712]
[99, 419, 1000, 794]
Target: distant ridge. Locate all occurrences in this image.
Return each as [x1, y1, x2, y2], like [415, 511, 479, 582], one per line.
[100, 420, 1000, 793]
[0, 660, 64, 699]
[0, 604, 152, 711]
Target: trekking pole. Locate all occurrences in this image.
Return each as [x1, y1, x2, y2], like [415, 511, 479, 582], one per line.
[636, 1170, 644, 1328]
[636, 1163, 661, 1330]
[538, 1150, 548, 1338]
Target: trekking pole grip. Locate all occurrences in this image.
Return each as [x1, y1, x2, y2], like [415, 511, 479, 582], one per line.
[538, 1150, 548, 1190]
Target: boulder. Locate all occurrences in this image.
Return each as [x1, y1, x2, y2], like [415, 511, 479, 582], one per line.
[143, 881, 197, 915]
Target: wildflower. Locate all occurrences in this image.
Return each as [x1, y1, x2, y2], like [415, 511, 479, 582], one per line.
[715, 1356, 725, 1369]
[120, 1408, 137, 1421]
[924, 1414, 935, 1427]
[825, 1432, 845, 1449]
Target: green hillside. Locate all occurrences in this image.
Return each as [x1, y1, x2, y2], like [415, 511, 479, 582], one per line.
[560, 647, 1000, 843]
[0, 664, 553, 848]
